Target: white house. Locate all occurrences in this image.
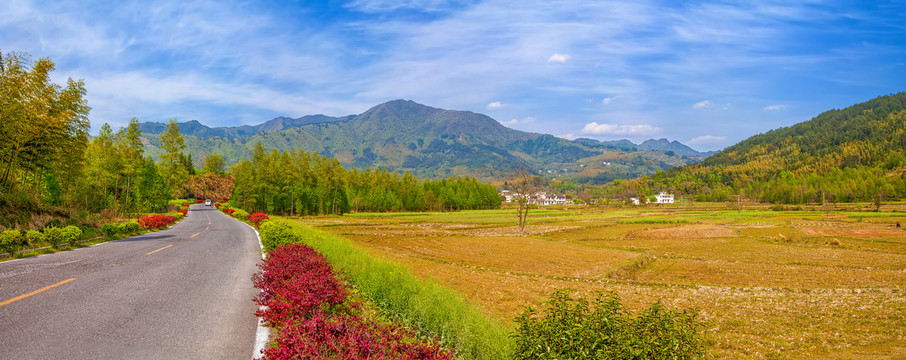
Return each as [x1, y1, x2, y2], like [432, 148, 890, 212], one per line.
[630, 197, 640, 205]
[654, 192, 674, 204]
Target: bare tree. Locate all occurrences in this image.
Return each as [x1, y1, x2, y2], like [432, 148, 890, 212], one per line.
[510, 169, 539, 235]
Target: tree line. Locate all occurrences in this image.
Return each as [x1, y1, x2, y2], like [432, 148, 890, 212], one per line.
[229, 144, 501, 215]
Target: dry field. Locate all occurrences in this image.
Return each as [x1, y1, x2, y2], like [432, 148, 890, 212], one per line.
[294, 204, 906, 359]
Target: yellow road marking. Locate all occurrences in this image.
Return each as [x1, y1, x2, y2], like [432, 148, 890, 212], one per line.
[190, 232, 201, 238]
[0, 278, 76, 307]
[145, 244, 174, 255]
[205, 226, 210, 230]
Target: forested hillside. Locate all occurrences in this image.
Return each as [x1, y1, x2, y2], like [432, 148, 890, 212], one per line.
[139, 100, 708, 184]
[599, 93, 906, 204]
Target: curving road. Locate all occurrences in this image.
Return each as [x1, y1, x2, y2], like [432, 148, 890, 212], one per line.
[0, 204, 262, 359]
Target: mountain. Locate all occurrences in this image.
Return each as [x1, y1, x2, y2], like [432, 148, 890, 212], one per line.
[139, 100, 709, 183]
[639, 138, 705, 157]
[602, 92, 906, 203]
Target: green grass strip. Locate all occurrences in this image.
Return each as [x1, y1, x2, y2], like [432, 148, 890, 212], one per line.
[262, 219, 514, 359]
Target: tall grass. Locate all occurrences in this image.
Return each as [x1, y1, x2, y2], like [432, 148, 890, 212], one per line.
[262, 219, 514, 359]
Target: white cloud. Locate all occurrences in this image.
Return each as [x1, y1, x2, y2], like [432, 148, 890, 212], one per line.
[548, 53, 571, 63]
[693, 100, 712, 109]
[486, 101, 503, 110]
[580, 122, 660, 135]
[688, 135, 727, 144]
[764, 104, 786, 111]
[602, 96, 616, 105]
[502, 116, 535, 126]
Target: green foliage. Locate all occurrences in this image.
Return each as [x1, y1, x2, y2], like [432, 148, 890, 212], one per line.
[101, 223, 119, 237]
[259, 220, 297, 251]
[61, 225, 82, 246]
[231, 209, 249, 221]
[1, 229, 24, 255]
[600, 93, 906, 204]
[266, 219, 513, 359]
[513, 291, 708, 360]
[43, 226, 63, 248]
[119, 221, 140, 235]
[26, 229, 45, 247]
[160, 119, 189, 198]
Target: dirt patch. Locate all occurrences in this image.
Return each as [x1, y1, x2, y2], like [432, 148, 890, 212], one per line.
[800, 228, 906, 240]
[462, 225, 581, 237]
[630, 224, 737, 239]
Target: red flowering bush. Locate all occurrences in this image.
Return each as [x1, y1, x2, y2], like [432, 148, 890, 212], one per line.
[195, 199, 204, 203]
[215, 203, 221, 208]
[223, 208, 235, 215]
[138, 214, 176, 229]
[182, 203, 190, 207]
[247, 212, 270, 228]
[253, 243, 453, 360]
[178, 209, 188, 216]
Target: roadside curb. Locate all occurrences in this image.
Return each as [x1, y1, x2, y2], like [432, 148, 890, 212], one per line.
[235, 218, 269, 360]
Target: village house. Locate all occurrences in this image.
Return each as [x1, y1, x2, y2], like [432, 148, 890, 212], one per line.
[499, 191, 572, 206]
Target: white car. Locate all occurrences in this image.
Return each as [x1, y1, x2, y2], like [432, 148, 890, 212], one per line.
[205, 199, 212, 206]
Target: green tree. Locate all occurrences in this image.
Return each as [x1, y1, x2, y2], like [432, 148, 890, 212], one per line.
[159, 119, 188, 198]
[202, 153, 226, 175]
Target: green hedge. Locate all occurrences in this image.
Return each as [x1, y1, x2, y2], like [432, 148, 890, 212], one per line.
[259, 219, 513, 359]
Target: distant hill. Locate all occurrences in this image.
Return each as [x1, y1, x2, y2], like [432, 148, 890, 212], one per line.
[139, 100, 711, 183]
[601, 92, 906, 203]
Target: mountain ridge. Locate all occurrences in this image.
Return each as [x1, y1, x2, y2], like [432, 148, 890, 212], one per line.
[139, 100, 711, 182]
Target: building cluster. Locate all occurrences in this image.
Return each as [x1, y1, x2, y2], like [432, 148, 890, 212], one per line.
[630, 192, 674, 205]
[499, 190, 572, 205]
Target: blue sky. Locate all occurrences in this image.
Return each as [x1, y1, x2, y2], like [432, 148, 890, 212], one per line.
[2, 0, 904, 151]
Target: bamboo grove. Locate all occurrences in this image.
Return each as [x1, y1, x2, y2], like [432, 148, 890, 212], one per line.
[229, 144, 502, 215]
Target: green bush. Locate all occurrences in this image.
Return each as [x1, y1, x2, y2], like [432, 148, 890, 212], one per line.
[44, 226, 63, 248]
[1, 229, 24, 255]
[119, 221, 140, 235]
[26, 229, 45, 247]
[62, 225, 82, 247]
[101, 223, 119, 237]
[259, 220, 298, 251]
[232, 209, 249, 221]
[513, 291, 708, 360]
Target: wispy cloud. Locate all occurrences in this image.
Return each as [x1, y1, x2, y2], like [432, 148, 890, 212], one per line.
[548, 53, 571, 63]
[693, 100, 712, 109]
[486, 101, 503, 110]
[688, 135, 727, 144]
[581, 122, 660, 135]
[602, 96, 616, 105]
[501, 116, 535, 126]
[764, 104, 786, 111]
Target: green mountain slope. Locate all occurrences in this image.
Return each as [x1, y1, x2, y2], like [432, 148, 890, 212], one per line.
[604, 92, 906, 203]
[140, 100, 708, 182]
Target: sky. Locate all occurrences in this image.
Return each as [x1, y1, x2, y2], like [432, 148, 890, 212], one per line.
[2, 0, 904, 151]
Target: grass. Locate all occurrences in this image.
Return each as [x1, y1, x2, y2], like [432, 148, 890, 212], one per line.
[274, 219, 514, 359]
[298, 203, 906, 359]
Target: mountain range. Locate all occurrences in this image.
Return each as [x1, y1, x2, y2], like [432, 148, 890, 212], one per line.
[139, 100, 713, 183]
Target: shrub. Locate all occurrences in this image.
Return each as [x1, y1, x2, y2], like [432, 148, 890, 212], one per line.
[183, 203, 190, 208]
[1, 229, 24, 255]
[214, 203, 221, 208]
[247, 212, 270, 228]
[513, 291, 708, 360]
[44, 226, 64, 248]
[174, 212, 185, 221]
[26, 229, 45, 247]
[195, 199, 204, 203]
[260, 221, 298, 251]
[119, 221, 140, 235]
[138, 215, 176, 229]
[223, 208, 235, 215]
[232, 209, 249, 221]
[178, 209, 188, 216]
[254, 243, 453, 360]
[62, 225, 82, 247]
[101, 223, 119, 237]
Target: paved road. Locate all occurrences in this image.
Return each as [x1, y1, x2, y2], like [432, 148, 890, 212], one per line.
[0, 205, 263, 359]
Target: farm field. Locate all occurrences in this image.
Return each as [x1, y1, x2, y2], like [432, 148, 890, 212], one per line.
[293, 203, 906, 359]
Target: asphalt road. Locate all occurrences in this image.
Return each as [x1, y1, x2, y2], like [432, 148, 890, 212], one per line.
[0, 204, 263, 359]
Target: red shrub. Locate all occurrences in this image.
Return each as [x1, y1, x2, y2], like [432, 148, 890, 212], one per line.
[182, 203, 190, 207]
[138, 214, 176, 229]
[178, 209, 188, 216]
[195, 199, 204, 203]
[223, 208, 235, 215]
[247, 212, 270, 228]
[253, 244, 454, 360]
[215, 203, 221, 208]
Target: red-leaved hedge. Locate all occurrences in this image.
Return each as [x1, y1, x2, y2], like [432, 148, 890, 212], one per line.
[223, 208, 235, 215]
[178, 209, 188, 216]
[138, 214, 176, 229]
[253, 243, 453, 359]
[183, 203, 190, 207]
[247, 212, 270, 228]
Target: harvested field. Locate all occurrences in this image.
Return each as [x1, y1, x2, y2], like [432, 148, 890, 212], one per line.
[299, 204, 906, 359]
